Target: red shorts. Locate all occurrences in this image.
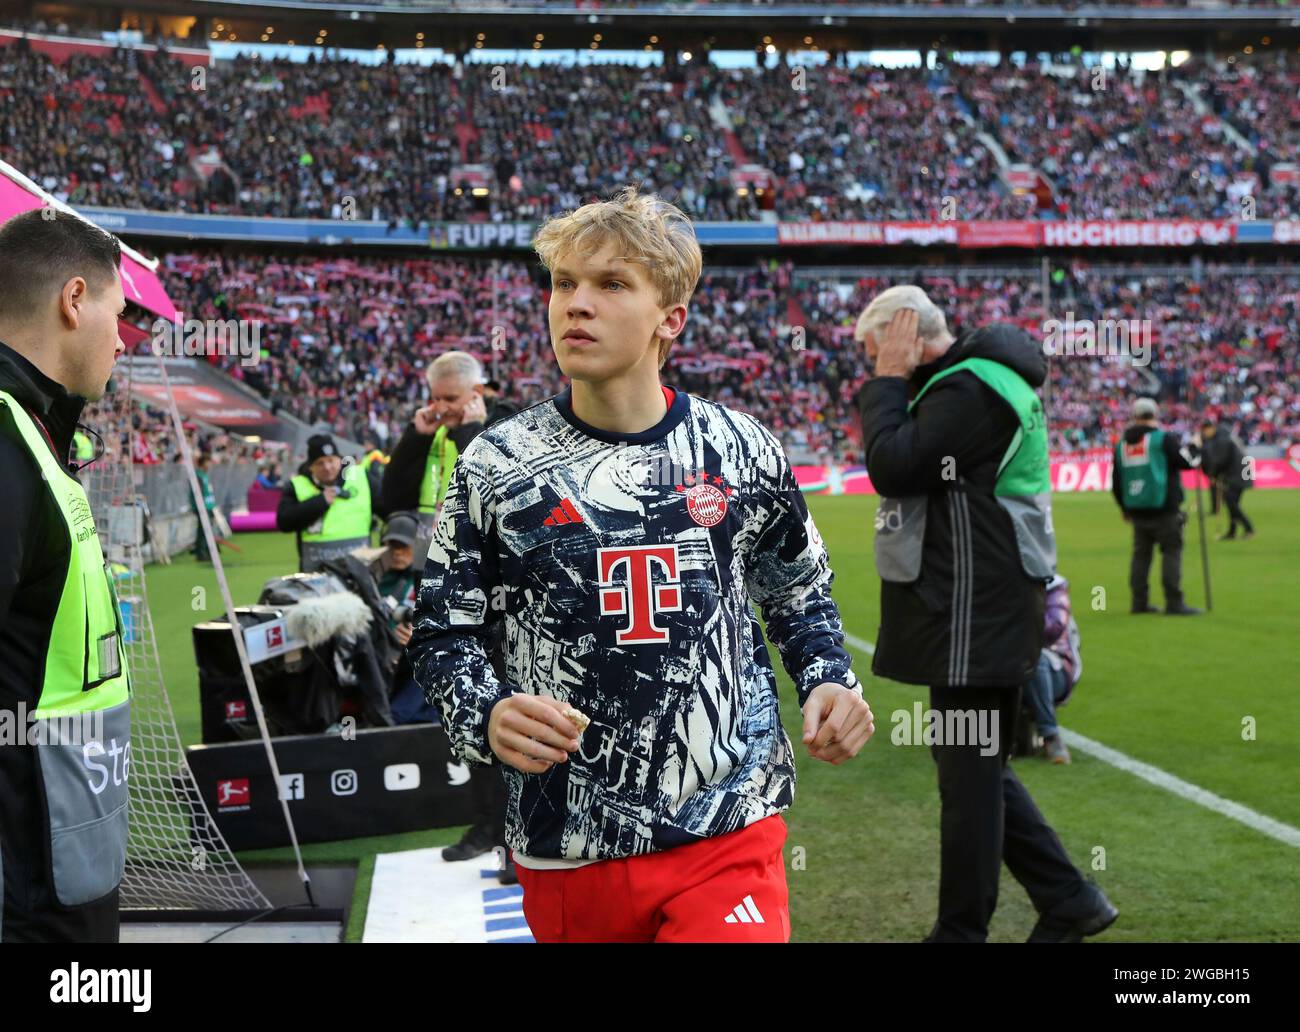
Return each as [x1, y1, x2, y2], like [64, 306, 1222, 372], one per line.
[514, 814, 790, 943]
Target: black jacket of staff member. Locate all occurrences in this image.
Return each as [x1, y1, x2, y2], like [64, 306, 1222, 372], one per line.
[858, 321, 1048, 688]
[856, 289, 1116, 945]
[382, 398, 518, 515]
[1199, 427, 1246, 488]
[0, 210, 129, 944]
[1199, 421, 1255, 539]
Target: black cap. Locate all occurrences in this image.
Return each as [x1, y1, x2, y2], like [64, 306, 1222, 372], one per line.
[306, 434, 339, 464]
[382, 512, 419, 548]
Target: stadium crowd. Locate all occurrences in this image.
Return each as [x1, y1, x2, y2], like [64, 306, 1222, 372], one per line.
[4, 40, 1299, 223]
[130, 250, 1298, 462]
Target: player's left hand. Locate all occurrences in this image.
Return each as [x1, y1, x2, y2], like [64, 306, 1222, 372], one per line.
[801, 683, 874, 765]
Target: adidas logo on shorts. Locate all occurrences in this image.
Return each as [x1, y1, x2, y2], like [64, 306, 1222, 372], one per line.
[723, 894, 765, 925]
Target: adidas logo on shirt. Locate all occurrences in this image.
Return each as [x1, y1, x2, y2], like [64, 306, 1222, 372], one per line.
[543, 498, 584, 526]
[723, 894, 765, 925]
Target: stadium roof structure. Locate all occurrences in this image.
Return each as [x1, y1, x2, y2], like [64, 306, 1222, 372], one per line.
[0, 159, 181, 323]
[70, 0, 1300, 53]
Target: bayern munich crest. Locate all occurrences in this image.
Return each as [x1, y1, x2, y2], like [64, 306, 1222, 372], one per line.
[677, 471, 734, 527]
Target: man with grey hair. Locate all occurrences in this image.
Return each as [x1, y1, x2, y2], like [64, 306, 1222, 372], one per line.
[381, 349, 519, 877]
[856, 287, 1117, 943]
[381, 351, 504, 525]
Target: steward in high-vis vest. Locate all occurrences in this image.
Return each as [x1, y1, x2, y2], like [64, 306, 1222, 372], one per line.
[858, 290, 1115, 945]
[380, 352, 517, 867]
[1111, 397, 1201, 615]
[381, 351, 517, 546]
[277, 433, 379, 572]
[0, 207, 133, 944]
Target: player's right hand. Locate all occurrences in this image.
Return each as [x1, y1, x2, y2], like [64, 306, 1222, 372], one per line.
[322, 487, 339, 504]
[488, 695, 581, 774]
[413, 404, 442, 435]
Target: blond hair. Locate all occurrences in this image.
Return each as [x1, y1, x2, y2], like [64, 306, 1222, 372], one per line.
[533, 186, 702, 367]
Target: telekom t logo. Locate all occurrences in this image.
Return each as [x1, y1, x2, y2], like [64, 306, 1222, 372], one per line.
[597, 545, 682, 644]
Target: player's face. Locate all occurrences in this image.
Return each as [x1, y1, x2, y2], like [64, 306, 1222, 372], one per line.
[548, 244, 677, 384]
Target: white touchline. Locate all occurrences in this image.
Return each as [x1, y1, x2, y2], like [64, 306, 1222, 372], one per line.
[1057, 728, 1300, 850]
[841, 630, 1300, 851]
[843, 632, 876, 656]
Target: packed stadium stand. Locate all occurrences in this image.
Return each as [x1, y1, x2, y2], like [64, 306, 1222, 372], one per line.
[2, 2, 1293, 469]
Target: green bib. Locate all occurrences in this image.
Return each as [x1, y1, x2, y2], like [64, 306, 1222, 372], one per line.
[1115, 430, 1168, 511]
[876, 356, 1056, 583]
[418, 425, 458, 514]
[910, 357, 1051, 497]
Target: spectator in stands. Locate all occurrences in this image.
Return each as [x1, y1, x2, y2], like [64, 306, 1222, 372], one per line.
[255, 460, 281, 490]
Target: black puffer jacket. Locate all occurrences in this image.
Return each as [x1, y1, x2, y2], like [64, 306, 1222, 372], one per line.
[858, 324, 1049, 688]
[381, 399, 518, 516]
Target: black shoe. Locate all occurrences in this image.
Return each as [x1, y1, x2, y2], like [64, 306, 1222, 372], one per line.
[496, 856, 518, 886]
[1130, 604, 1159, 614]
[1165, 604, 1203, 616]
[1028, 882, 1118, 943]
[441, 827, 495, 862]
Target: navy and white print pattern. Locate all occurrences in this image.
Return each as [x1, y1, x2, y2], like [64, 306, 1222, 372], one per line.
[409, 388, 859, 862]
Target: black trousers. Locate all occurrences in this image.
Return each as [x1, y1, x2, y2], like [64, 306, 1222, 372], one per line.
[193, 516, 212, 561]
[2, 887, 120, 944]
[927, 684, 1084, 942]
[1222, 486, 1254, 537]
[469, 763, 508, 846]
[1129, 510, 1185, 609]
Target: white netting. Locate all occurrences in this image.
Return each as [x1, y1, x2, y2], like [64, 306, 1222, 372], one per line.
[81, 354, 269, 913]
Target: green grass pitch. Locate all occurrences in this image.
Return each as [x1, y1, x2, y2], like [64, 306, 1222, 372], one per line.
[145, 489, 1300, 942]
